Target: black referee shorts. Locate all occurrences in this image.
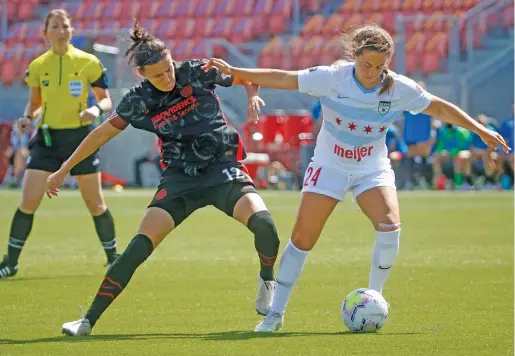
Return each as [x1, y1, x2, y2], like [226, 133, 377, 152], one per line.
[27, 126, 100, 176]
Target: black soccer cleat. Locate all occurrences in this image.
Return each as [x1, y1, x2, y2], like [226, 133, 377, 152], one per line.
[0, 255, 18, 279]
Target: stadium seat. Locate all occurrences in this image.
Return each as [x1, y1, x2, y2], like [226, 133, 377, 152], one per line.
[343, 13, 364, 30]
[301, 14, 324, 37]
[421, 0, 443, 12]
[0, 56, 19, 87]
[321, 14, 344, 37]
[268, 14, 287, 35]
[230, 17, 253, 43]
[17, 0, 38, 21]
[378, 0, 402, 12]
[503, 4, 514, 29]
[360, 0, 382, 13]
[405, 52, 418, 74]
[253, 0, 274, 16]
[425, 32, 449, 56]
[421, 52, 440, 75]
[233, 0, 255, 16]
[338, 0, 362, 14]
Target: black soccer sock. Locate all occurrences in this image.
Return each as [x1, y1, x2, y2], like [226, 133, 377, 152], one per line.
[93, 209, 117, 260]
[7, 208, 34, 265]
[247, 211, 280, 281]
[465, 175, 474, 186]
[85, 234, 153, 327]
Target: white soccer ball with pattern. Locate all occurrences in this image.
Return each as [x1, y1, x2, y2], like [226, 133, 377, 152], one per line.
[341, 288, 389, 332]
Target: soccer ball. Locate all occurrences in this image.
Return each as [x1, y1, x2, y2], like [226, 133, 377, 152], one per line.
[341, 288, 389, 332]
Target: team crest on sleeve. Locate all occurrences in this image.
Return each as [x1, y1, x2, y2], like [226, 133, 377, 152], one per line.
[378, 101, 391, 116]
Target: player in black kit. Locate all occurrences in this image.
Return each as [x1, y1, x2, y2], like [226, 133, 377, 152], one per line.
[46, 20, 280, 336]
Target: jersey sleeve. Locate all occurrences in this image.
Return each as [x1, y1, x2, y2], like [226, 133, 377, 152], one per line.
[86, 57, 108, 88]
[395, 75, 433, 115]
[198, 59, 234, 88]
[24, 60, 40, 88]
[297, 65, 337, 97]
[115, 90, 144, 124]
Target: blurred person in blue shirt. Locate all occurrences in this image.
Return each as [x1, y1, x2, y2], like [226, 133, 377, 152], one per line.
[402, 81, 435, 188]
[497, 106, 514, 188]
[469, 114, 499, 188]
[385, 125, 409, 188]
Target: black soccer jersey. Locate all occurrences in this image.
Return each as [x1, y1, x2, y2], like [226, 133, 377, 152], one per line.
[115, 59, 246, 177]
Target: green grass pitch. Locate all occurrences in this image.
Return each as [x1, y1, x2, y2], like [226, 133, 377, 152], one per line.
[0, 189, 513, 355]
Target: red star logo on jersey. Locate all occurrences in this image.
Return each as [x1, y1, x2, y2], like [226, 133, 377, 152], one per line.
[348, 122, 357, 131]
[364, 125, 372, 134]
[379, 126, 386, 133]
[336, 117, 342, 125]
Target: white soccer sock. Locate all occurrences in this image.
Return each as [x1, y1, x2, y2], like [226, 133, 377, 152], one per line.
[369, 229, 401, 294]
[269, 239, 309, 315]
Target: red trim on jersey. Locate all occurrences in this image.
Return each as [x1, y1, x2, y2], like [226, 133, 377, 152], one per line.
[157, 137, 167, 169]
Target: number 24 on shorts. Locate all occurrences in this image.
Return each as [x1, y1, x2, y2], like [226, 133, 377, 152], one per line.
[304, 166, 322, 187]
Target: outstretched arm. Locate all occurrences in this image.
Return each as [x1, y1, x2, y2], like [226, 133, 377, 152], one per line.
[424, 96, 510, 153]
[202, 58, 299, 90]
[45, 115, 125, 197]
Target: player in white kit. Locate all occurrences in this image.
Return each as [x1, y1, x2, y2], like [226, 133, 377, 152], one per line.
[202, 24, 511, 332]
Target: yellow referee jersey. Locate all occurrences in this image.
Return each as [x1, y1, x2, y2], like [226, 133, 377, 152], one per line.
[24, 44, 108, 129]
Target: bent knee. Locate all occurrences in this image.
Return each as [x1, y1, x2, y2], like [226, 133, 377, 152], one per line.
[290, 231, 317, 251]
[84, 198, 107, 216]
[375, 217, 401, 232]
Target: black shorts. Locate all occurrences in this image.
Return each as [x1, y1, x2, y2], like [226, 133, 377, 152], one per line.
[149, 163, 257, 226]
[26, 126, 100, 176]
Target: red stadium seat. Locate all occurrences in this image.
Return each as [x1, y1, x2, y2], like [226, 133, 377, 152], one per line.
[338, 0, 362, 14]
[271, 0, 292, 19]
[503, 4, 514, 29]
[421, 0, 443, 12]
[321, 14, 344, 37]
[253, 0, 274, 16]
[361, 0, 382, 12]
[1, 57, 18, 87]
[424, 32, 449, 56]
[193, 0, 212, 17]
[342, 13, 364, 30]
[301, 14, 325, 37]
[366, 12, 385, 29]
[377, 0, 401, 12]
[381, 12, 396, 33]
[233, 0, 255, 16]
[268, 14, 287, 35]
[421, 52, 440, 75]
[17, 0, 37, 21]
[229, 17, 253, 43]
[406, 32, 426, 55]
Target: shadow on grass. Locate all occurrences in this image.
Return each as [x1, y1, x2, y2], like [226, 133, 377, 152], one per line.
[1, 274, 99, 282]
[0, 330, 426, 344]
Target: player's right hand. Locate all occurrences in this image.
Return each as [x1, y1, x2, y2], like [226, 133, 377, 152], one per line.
[17, 116, 32, 133]
[45, 169, 67, 199]
[201, 58, 233, 76]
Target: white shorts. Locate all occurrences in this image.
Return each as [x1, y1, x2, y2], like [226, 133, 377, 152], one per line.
[301, 162, 396, 201]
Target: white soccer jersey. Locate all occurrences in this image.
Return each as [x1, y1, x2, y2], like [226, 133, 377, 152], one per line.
[298, 62, 433, 174]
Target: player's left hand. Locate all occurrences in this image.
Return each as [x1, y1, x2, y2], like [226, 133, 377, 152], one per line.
[79, 107, 100, 122]
[247, 96, 265, 123]
[479, 128, 511, 153]
[201, 58, 233, 76]
[45, 169, 67, 198]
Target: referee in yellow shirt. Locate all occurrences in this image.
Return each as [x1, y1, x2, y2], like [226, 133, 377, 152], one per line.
[0, 9, 119, 278]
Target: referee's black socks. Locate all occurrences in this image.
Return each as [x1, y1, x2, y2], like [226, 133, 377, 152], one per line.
[7, 208, 34, 265]
[85, 234, 153, 327]
[247, 211, 280, 281]
[93, 209, 118, 262]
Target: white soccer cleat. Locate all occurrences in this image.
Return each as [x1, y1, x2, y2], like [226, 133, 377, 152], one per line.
[254, 311, 284, 332]
[255, 274, 275, 316]
[61, 318, 92, 336]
